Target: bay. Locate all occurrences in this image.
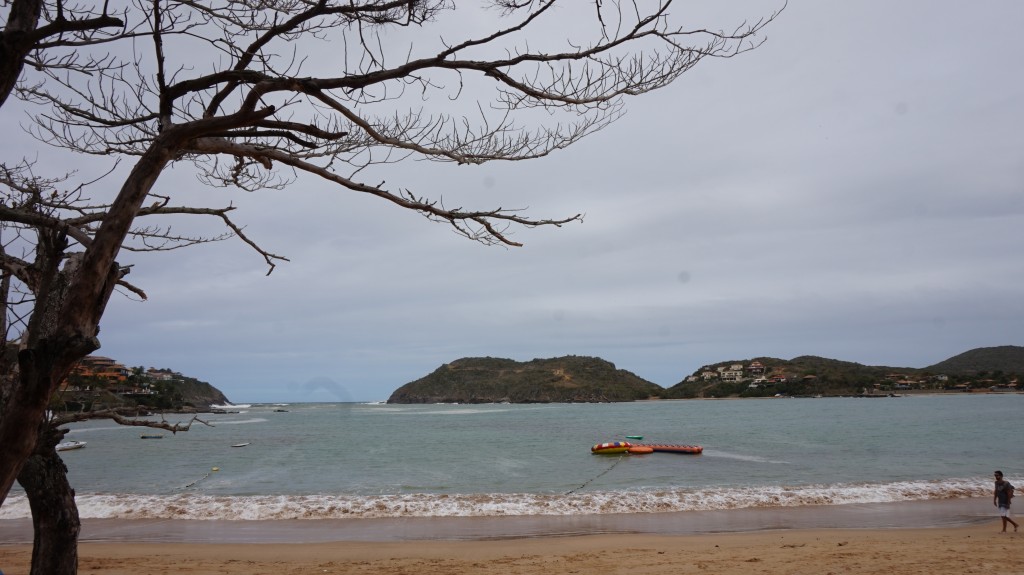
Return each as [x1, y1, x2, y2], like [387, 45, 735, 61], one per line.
[1, 394, 1016, 521]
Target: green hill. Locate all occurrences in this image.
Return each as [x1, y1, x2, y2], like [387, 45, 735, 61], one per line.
[151, 375, 230, 410]
[926, 345, 1024, 375]
[664, 347, 1023, 398]
[387, 355, 663, 404]
[57, 369, 229, 413]
[662, 356, 908, 398]
[387, 346, 1023, 403]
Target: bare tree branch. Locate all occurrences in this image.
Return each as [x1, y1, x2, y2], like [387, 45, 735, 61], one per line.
[0, 1, 784, 536]
[0, 0, 128, 107]
[52, 408, 212, 433]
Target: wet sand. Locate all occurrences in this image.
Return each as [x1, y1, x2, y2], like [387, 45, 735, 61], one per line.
[1, 523, 1021, 575]
[2, 498, 1018, 574]
[0, 497, 994, 544]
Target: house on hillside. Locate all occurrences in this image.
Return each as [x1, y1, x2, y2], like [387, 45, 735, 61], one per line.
[146, 368, 176, 381]
[721, 368, 744, 382]
[73, 356, 130, 382]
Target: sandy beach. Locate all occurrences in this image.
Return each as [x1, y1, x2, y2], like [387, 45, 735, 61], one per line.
[1, 499, 1014, 574]
[1, 523, 1021, 575]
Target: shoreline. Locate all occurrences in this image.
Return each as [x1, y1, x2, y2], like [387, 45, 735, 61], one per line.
[2, 523, 1020, 575]
[0, 497, 993, 544]
[4, 498, 1016, 574]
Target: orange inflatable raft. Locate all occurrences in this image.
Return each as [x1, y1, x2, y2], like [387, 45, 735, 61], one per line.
[591, 441, 631, 454]
[640, 444, 703, 454]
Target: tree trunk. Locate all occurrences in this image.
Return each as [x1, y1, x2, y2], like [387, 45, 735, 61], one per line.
[0, 0, 43, 108]
[0, 337, 98, 507]
[0, 140, 174, 506]
[0, 232, 90, 507]
[17, 425, 81, 575]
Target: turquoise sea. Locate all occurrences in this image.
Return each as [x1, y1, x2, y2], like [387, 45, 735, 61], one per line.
[0, 394, 1018, 540]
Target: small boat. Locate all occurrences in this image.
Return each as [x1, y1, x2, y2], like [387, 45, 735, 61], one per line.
[625, 435, 644, 440]
[231, 442, 251, 448]
[591, 441, 631, 454]
[56, 440, 87, 452]
[140, 434, 164, 439]
[273, 409, 288, 412]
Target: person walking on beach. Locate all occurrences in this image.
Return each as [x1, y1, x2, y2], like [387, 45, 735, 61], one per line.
[994, 470, 1019, 532]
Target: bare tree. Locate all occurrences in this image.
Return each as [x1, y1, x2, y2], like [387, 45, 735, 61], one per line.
[14, 407, 203, 575]
[2, 1, 781, 572]
[0, 158, 239, 498]
[0, 166, 211, 571]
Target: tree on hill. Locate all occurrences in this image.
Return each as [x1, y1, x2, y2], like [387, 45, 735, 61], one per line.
[2, 2, 781, 572]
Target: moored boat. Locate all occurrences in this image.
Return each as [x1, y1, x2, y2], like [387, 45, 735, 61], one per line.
[56, 440, 87, 452]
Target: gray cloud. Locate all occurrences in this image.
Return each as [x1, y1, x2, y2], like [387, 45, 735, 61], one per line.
[10, 1, 1022, 402]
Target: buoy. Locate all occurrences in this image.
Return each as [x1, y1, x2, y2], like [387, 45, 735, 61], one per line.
[212, 467, 220, 472]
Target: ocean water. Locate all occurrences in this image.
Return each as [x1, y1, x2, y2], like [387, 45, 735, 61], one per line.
[0, 394, 1016, 521]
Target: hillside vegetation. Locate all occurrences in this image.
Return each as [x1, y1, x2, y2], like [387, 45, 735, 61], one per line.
[387, 356, 663, 403]
[926, 345, 1024, 375]
[664, 356, 908, 399]
[389, 346, 1024, 403]
[666, 346, 1024, 399]
[57, 369, 229, 413]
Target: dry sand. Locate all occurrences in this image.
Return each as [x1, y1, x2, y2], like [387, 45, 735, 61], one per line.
[2, 523, 1021, 575]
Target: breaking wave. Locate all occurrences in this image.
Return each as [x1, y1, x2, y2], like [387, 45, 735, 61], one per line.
[0, 478, 987, 521]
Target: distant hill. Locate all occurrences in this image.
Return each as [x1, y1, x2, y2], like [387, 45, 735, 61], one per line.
[386, 347, 1022, 403]
[387, 356, 663, 404]
[58, 367, 230, 413]
[161, 375, 230, 410]
[926, 345, 1024, 375]
[665, 346, 1023, 399]
[662, 356, 910, 399]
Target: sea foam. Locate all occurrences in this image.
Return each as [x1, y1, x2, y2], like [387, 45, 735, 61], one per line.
[0, 478, 989, 521]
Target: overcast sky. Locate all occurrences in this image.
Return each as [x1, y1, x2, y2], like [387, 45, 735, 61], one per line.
[8, 1, 1023, 403]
